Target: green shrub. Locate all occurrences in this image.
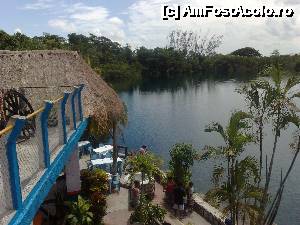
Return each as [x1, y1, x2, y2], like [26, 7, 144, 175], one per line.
[80, 169, 108, 225]
[127, 152, 163, 185]
[231, 47, 261, 57]
[67, 196, 93, 225]
[81, 169, 108, 197]
[169, 143, 196, 185]
[130, 196, 166, 225]
[90, 191, 107, 225]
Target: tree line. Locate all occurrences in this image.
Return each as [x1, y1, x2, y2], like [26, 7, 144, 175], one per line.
[1, 29, 300, 85]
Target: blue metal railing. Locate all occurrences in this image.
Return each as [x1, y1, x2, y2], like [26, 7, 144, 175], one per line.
[0, 84, 87, 224]
[6, 117, 25, 210]
[41, 101, 53, 168]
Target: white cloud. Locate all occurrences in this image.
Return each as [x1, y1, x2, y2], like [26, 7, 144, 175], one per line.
[48, 19, 76, 33]
[126, 0, 300, 55]
[47, 2, 125, 42]
[109, 17, 124, 26]
[23, 0, 300, 54]
[23, 0, 55, 10]
[14, 28, 22, 33]
[69, 4, 108, 21]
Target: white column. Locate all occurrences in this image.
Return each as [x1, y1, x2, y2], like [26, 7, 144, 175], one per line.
[65, 146, 81, 196]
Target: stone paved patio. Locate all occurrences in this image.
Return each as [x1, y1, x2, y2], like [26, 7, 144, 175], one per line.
[80, 153, 212, 225]
[103, 183, 211, 225]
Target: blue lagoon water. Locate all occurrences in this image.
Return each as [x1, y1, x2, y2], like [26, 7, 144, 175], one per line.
[117, 78, 300, 225]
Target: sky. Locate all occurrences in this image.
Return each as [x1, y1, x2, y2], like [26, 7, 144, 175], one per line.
[0, 0, 300, 55]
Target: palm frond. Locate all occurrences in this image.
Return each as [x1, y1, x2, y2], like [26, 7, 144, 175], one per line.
[279, 112, 300, 129]
[212, 165, 225, 186]
[284, 76, 300, 94]
[200, 146, 224, 160]
[205, 122, 227, 142]
[291, 91, 300, 99]
[227, 111, 252, 140]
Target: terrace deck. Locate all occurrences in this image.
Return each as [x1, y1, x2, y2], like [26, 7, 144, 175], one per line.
[0, 86, 86, 225]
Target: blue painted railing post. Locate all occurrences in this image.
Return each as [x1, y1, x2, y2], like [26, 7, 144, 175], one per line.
[71, 87, 79, 130]
[61, 92, 70, 144]
[40, 101, 53, 168]
[6, 116, 25, 209]
[77, 84, 84, 121]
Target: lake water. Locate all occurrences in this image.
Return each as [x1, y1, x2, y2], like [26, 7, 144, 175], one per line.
[117, 78, 300, 225]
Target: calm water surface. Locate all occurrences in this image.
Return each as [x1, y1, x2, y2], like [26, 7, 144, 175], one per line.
[117, 78, 300, 225]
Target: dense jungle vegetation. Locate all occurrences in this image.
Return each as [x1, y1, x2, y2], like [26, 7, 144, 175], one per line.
[1, 29, 300, 86]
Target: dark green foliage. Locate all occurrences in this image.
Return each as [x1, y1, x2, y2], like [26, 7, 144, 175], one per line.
[204, 65, 300, 225]
[130, 196, 166, 225]
[242, 64, 300, 225]
[203, 54, 300, 78]
[90, 191, 107, 225]
[203, 111, 261, 224]
[100, 62, 141, 82]
[169, 143, 196, 185]
[126, 152, 163, 185]
[80, 169, 108, 197]
[0, 30, 17, 49]
[168, 30, 223, 57]
[136, 47, 196, 79]
[295, 61, 300, 72]
[231, 47, 262, 57]
[0, 31, 68, 50]
[33, 33, 68, 49]
[67, 33, 141, 82]
[0, 30, 139, 83]
[202, 54, 269, 77]
[67, 196, 93, 225]
[79, 169, 108, 225]
[1, 29, 300, 86]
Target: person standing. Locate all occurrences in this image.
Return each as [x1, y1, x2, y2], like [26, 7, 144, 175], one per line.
[131, 180, 141, 208]
[139, 145, 147, 154]
[186, 181, 194, 212]
[165, 177, 175, 206]
[173, 182, 186, 218]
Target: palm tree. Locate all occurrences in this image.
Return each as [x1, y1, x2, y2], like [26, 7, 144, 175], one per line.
[251, 64, 300, 225]
[202, 111, 262, 225]
[237, 64, 300, 225]
[237, 80, 273, 188]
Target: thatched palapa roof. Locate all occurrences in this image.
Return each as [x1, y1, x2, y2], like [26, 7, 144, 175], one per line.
[0, 50, 126, 134]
